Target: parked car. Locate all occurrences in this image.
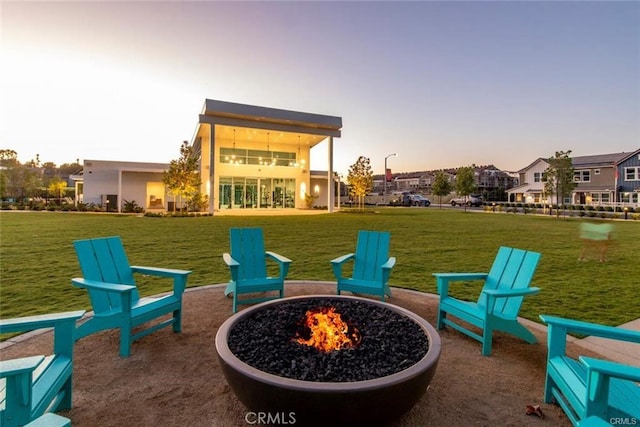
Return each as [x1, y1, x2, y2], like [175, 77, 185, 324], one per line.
[450, 195, 483, 207]
[408, 194, 431, 207]
[390, 192, 431, 207]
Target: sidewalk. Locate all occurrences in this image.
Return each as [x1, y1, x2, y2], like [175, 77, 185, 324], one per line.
[573, 318, 640, 366]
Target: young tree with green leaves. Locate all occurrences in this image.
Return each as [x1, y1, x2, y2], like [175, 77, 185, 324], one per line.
[544, 150, 576, 218]
[431, 171, 452, 208]
[163, 141, 201, 212]
[455, 166, 478, 212]
[347, 156, 373, 210]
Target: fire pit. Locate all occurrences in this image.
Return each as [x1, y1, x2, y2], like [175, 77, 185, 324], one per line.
[215, 295, 441, 425]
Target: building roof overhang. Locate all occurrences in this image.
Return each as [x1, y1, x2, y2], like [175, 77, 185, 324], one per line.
[193, 99, 342, 149]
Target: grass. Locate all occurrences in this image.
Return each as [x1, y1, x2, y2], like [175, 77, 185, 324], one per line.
[1, 209, 639, 328]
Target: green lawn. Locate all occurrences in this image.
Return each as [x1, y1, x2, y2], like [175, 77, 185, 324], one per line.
[1, 210, 638, 327]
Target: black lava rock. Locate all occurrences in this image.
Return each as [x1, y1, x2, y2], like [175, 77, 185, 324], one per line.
[228, 298, 429, 382]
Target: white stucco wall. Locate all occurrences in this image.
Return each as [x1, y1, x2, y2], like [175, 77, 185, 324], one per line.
[82, 160, 168, 210]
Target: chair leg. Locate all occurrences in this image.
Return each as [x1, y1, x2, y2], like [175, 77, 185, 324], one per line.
[481, 327, 493, 356]
[172, 308, 182, 333]
[510, 322, 537, 344]
[59, 376, 73, 410]
[120, 326, 132, 358]
[543, 375, 555, 403]
[436, 308, 445, 330]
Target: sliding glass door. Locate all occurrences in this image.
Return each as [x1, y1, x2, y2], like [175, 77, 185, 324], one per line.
[220, 177, 296, 210]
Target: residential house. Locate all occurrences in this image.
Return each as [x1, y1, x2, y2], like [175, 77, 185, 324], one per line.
[616, 148, 640, 205]
[475, 165, 516, 201]
[570, 152, 630, 206]
[507, 150, 640, 207]
[506, 158, 551, 204]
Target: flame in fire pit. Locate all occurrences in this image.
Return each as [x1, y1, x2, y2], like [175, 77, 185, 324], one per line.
[295, 306, 360, 352]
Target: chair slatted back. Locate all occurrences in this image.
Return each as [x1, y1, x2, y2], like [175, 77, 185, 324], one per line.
[74, 236, 140, 312]
[353, 230, 390, 283]
[478, 246, 541, 319]
[229, 228, 267, 282]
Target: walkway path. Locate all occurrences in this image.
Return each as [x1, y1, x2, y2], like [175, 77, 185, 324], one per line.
[574, 318, 640, 366]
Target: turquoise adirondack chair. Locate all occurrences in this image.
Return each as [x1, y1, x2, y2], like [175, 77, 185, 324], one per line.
[223, 228, 292, 313]
[72, 236, 192, 357]
[540, 315, 640, 426]
[433, 246, 541, 356]
[0, 310, 85, 427]
[331, 230, 396, 301]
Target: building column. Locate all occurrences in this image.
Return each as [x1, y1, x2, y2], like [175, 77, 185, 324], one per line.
[327, 136, 334, 212]
[208, 124, 216, 214]
[117, 169, 122, 213]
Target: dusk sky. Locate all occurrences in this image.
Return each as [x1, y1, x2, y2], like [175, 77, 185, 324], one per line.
[2, 1, 639, 175]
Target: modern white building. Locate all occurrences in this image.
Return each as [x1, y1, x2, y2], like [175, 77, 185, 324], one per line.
[78, 100, 343, 214]
[191, 99, 342, 213]
[80, 159, 169, 211]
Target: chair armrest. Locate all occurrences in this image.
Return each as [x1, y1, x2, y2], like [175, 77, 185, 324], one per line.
[131, 266, 191, 296]
[130, 265, 192, 278]
[581, 356, 640, 405]
[223, 253, 240, 282]
[0, 355, 45, 378]
[330, 253, 354, 280]
[483, 287, 540, 298]
[581, 356, 640, 383]
[381, 257, 396, 270]
[266, 251, 292, 279]
[266, 251, 292, 265]
[433, 273, 488, 298]
[331, 253, 354, 265]
[432, 273, 488, 280]
[380, 257, 396, 285]
[71, 278, 135, 293]
[0, 311, 86, 334]
[24, 413, 72, 427]
[540, 315, 640, 343]
[222, 253, 239, 267]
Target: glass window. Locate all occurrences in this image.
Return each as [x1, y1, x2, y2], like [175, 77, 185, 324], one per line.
[574, 170, 590, 182]
[220, 147, 299, 167]
[220, 177, 297, 209]
[625, 167, 640, 181]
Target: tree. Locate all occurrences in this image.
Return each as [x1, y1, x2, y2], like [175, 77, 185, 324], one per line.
[0, 149, 19, 166]
[455, 166, 478, 212]
[0, 149, 44, 201]
[431, 171, 452, 208]
[544, 150, 576, 218]
[347, 156, 373, 210]
[163, 141, 201, 212]
[48, 177, 67, 205]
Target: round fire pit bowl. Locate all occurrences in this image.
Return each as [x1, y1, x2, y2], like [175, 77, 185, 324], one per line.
[215, 295, 441, 426]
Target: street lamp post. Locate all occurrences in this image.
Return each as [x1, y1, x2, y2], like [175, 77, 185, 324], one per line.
[384, 153, 397, 206]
